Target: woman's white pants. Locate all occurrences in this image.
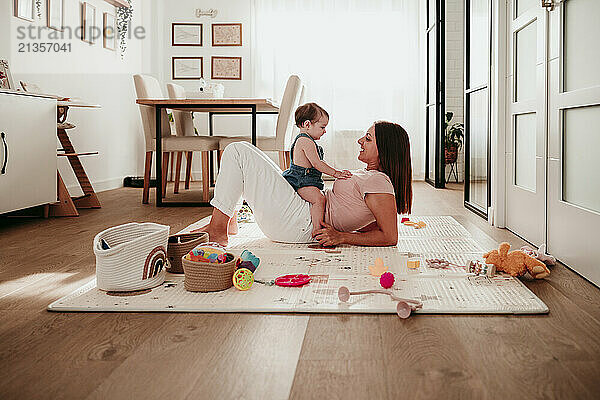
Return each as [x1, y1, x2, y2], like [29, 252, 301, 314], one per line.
[210, 142, 314, 243]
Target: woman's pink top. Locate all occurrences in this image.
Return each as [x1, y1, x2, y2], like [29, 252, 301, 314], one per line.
[324, 169, 395, 232]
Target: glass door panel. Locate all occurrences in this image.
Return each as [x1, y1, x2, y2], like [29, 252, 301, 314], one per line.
[516, 0, 538, 18]
[515, 22, 537, 102]
[514, 112, 536, 191]
[464, 0, 490, 217]
[468, 88, 489, 210]
[564, 0, 600, 91]
[424, 0, 445, 188]
[562, 105, 600, 213]
[469, 0, 490, 87]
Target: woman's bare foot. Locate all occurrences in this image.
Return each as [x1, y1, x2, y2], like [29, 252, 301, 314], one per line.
[190, 223, 210, 234]
[204, 225, 229, 247]
[190, 208, 231, 246]
[228, 211, 239, 235]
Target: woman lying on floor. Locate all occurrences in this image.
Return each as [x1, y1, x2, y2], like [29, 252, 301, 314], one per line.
[202, 121, 412, 247]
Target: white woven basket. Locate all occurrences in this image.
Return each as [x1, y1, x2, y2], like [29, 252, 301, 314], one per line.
[94, 222, 170, 291]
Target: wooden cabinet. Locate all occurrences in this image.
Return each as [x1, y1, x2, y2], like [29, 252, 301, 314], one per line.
[0, 91, 57, 214]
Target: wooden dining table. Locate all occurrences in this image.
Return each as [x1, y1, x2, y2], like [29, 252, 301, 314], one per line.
[135, 98, 280, 207]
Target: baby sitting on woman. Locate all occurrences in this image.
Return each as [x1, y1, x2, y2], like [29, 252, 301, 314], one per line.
[282, 103, 352, 236]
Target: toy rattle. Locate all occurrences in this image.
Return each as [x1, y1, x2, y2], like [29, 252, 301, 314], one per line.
[338, 286, 423, 319]
[233, 268, 254, 291]
[426, 258, 495, 277]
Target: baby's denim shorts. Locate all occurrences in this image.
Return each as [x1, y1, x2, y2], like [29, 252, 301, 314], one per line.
[282, 164, 324, 191]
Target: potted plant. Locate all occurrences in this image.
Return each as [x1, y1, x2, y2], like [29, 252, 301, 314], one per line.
[443, 111, 464, 164]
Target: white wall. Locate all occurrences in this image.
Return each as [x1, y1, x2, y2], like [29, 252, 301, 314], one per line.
[445, 0, 465, 183]
[2, 0, 150, 193]
[153, 0, 426, 180]
[148, 0, 280, 177]
[152, 0, 255, 137]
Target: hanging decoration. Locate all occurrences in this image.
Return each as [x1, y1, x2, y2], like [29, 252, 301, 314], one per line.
[35, 0, 42, 19]
[116, 0, 133, 58]
[195, 9, 218, 18]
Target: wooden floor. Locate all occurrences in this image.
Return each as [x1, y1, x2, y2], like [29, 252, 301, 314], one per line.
[1, 182, 599, 400]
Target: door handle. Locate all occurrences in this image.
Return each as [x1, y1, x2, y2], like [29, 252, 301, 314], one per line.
[1, 132, 8, 175]
[541, 0, 566, 11]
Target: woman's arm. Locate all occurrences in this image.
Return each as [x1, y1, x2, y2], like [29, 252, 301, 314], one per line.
[313, 193, 398, 247]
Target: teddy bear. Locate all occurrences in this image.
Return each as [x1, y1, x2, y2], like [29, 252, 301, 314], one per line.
[483, 242, 550, 279]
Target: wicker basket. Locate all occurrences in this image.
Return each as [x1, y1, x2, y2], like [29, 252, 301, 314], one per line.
[93, 222, 170, 292]
[167, 232, 208, 273]
[445, 146, 458, 164]
[182, 255, 237, 292]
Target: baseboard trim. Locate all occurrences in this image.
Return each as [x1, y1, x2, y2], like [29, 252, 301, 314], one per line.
[67, 177, 123, 194]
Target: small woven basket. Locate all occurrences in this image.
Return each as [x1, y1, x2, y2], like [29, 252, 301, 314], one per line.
[182, 255, 237, 292]
[167, 232, 208, 273]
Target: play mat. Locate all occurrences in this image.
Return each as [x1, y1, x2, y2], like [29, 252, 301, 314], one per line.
[47, 216, 548, 314]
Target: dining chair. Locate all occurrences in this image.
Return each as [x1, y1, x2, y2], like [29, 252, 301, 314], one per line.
[133, 74, 220, 203]
[166, 82, 226, 195]
[283, 83, 305, 169]
[217, 75, 303, 169]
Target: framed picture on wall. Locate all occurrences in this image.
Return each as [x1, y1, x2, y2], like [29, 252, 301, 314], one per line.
[81, 2, 96, 44]
[211, 56, 242, 80]
[172, 23, 203, 46]
[13, 0, 35, 22]
[103, 13, 116, 51]
[0, 60, 15, 90]
[47, 0, 64, 31]
[212, 23, 242, 46]
[172, 57, 203, 80]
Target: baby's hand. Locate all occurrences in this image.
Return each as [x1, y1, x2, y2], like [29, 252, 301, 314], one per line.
[334, 170, 352, 179]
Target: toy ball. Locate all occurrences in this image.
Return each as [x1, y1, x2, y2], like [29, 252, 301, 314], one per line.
[380, 272, 395, 289]
[232, 268, 254, 291]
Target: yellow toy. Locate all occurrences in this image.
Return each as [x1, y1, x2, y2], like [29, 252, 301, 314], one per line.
[403, 220, 427, 229]
[483, 242, 550, 279]
[368, 257, 389, 277]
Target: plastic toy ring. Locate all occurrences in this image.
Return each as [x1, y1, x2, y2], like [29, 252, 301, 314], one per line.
[274, 274, 311, 287]
[233, 268, 254, 291]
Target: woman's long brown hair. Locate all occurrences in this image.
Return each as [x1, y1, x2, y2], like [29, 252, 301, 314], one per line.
[374, 121, 413, 214]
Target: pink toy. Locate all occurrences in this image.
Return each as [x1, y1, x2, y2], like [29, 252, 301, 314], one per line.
[380, 272, 395, 289]
[520, 244, 556, 266]
[274, 274, 311, 287]
[338, 286, 423, 319]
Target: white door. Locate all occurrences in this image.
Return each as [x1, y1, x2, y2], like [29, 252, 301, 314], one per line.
[547, 0, 600, 285]
[505, 0, 546, 245]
